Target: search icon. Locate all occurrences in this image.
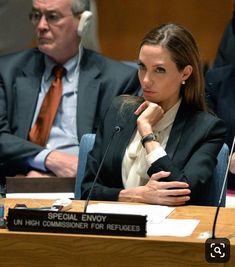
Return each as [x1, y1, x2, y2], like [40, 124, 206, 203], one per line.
[214, 246, 222, 254]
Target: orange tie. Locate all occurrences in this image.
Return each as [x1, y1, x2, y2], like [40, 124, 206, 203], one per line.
[29, 65, 66, 146]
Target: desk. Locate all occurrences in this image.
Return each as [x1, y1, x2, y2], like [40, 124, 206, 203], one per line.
[0, 199, 234, 267]
[6, 176, 75, 193]
[6, 177, 75, 199]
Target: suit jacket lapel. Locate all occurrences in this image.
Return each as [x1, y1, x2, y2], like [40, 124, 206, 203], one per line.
[165, 101, 190, 159]
[14, 53, 44, 138]
[76, 49, 101, 140]
[112, 99, 143, 174]
[114, 111, 138, 157]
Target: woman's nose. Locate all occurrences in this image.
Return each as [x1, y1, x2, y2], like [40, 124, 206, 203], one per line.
[142, 72, 153, 87]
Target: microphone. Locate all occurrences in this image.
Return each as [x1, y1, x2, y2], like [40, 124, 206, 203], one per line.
[205, 137, 234, 263]
[7, 125, 147, 237]
[83, 125, 121, 213]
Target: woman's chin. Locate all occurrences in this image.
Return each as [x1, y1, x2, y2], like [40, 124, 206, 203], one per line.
[143, 93, 157, 102]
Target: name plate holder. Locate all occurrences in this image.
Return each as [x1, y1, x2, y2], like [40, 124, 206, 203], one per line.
[7, 208, 147, 237]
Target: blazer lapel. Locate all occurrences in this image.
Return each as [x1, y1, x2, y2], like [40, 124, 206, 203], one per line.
[111, 99, 142, 174]
[165, 101, 190, 159]
[114, 112, 138, 155]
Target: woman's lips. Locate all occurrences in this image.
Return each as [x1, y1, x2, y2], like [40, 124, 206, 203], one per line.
[143, 89, 155, 95]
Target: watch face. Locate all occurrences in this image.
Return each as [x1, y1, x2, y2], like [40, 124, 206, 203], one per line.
[141, 133, 159, 147]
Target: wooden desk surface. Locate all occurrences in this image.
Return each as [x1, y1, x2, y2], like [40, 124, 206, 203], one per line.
[0, 199, 234, 267]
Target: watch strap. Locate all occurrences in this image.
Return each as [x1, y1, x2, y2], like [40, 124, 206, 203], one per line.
[141, 133, 159, 147]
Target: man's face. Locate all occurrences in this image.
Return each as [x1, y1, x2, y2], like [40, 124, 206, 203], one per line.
[31, 0, 80, 63]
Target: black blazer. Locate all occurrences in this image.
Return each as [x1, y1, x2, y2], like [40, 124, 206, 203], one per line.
[0, 48, 140, 179]
[81, 95, 227, 205]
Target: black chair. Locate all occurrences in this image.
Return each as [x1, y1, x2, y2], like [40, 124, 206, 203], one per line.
[207, 143, 229, 206]
[75, 133, 95, 199]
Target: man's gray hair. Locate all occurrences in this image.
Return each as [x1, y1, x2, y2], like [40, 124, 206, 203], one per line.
[71, 0, 90, 14]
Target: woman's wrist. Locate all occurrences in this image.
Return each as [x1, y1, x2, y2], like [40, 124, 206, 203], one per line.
[141, 133, 159, 147]
[118, 187, 145, 203]
[136, 120, 152, 137]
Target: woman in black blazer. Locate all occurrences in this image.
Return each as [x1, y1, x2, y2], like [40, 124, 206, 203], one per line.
[81, 23, 227, 206]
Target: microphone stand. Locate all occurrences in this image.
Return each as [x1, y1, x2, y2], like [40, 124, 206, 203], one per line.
[83, 126, 120, 213]
[212, 137, 235, 239]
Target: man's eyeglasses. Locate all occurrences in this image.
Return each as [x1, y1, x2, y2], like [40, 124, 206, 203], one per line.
[29, 10, 74, 26]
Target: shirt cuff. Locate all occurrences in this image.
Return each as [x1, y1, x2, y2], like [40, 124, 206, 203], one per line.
[146, 147, 167, 165]
[28, 149, 53, 172]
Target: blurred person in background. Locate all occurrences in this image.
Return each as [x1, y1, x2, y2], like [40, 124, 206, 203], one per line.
[205, 1, 235, 189]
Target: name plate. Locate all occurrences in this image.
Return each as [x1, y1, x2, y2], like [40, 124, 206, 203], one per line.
[7, 208, 147, 237]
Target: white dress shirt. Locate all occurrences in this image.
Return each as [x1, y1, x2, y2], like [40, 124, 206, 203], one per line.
[28, 47, 83, 171]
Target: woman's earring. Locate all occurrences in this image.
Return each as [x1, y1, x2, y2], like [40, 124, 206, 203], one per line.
[182, 80, 186, 85]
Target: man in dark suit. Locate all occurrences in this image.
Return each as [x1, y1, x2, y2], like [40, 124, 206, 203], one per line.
[205, 2, 235, 189]
[205, 65, 235, 189]
[0, 0, 140, 188]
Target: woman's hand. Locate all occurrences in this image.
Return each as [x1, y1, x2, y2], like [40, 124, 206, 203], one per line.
[119, 171, 191, 206]
[135, 101, 164, 136]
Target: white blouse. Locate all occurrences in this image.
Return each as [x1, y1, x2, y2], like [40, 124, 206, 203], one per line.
[122, 99, 181, 188]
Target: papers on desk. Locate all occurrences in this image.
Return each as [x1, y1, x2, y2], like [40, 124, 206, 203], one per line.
[87, 203, 200, 237]
[147, 219, 200, 237]
[87, 203, 174, 224]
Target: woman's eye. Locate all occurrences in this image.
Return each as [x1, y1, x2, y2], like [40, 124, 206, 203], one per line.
[137, 63, 146, 70]
[155, 67, 166, 73]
